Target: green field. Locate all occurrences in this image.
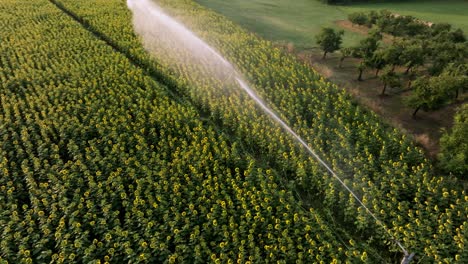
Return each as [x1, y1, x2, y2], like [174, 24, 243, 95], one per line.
[196, 0, 468, 49]
[1, 0, 467, 262]
[195, 0, 363, 48]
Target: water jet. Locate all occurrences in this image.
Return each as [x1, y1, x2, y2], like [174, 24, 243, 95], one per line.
[127, 0, 414, 261]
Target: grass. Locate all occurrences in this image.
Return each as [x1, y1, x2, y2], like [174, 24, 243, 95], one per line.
[195, 0, 365, 49]
[195, 0, 468, 49]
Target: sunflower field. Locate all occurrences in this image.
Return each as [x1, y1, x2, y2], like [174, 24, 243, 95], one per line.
[1, 0, 466, 263]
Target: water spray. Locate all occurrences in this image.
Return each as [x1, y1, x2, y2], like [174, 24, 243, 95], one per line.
[127, 0, 414, 262]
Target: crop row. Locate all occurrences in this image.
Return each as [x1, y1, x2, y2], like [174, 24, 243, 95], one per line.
[0, 0, 370, 263]
[50, 0, 468, 262]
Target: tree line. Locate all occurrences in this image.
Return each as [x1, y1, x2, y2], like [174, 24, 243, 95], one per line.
[316, 10, 467, 177]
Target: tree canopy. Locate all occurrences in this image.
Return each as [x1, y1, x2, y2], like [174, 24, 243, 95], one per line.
[316, 27, 344, 59]
[438, 104, 468, 178]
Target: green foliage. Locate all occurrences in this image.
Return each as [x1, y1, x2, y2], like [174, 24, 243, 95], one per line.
[450, 28, 467, 43]
[345, 9, 465, 118]
[367, 49, 388, 76]
[432, 24, 468, 43]
[383, 41, 405, 68]
[428, 41, 467, 75]
[338, 47, 354, 68]
[315, 27, 344, 58]
[438, 104, 468, 178]
[367, 27, 383, 41]
[379, 66, 400, 95]
[350, 9, 464, 38]
[431, 23, 452, 35]
[405, 77, 450, 116]
[403, 62, 465, 120]
[1, 0, 467, 263]
[354, 32, 380, 60]
[348, 12, 368, 26]
[355, 27, 384, 77]
[439, 63, 468, 98]
[399, 40, 425, 74]
[48, 0, 468, 259]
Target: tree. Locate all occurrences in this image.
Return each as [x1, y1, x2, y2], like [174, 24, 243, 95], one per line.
[338, 47, 354, 68]
[375, 10, 394, 34]
[428, 41, 467, 75]
[439, 63, 468, 99]
[428, 41, 455, 75]
[316, 27, 344, 59]
[357, 31, 381, 60]
[438, 103, 468, 179]
[368, 27, 383, 41]
[453, 43, 468, 67]
[367, 10, 379, 27]
[348, 12, 368, 26]
[405, 20, 429, 36]
[449, 28, 467, 43]
[367, 49, 388, 76]
[381, 43, 404, 72]
[357, 62, 366, 81]
[379, 66, 400, 95]
[405, 76, 451, 117]
[352, 34, 381, 81]
[399, 40, 425, 74]
[407, 71, 416, 89]
[431, 23, 452, 36]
